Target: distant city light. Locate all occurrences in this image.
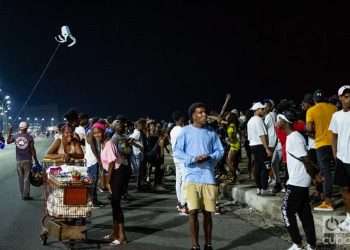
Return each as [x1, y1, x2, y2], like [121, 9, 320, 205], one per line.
[51, 118, 55, 121]
[26, 117, 30, 121]
[41, 118, 45, 121]
[4, 95, 10, 100]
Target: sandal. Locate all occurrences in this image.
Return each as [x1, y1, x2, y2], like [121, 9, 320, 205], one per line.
[103, 234, 113, 240]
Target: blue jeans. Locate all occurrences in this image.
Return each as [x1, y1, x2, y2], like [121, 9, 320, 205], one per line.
[316, 146, 333, 199]
[87, 163, 99, 203]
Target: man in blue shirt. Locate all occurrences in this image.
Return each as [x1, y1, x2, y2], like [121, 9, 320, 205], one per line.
[174, 103, 224, 250]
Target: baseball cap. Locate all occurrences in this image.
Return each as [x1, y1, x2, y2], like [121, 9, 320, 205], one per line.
[338, 85, 350, 96]
[313, 89, 325, 102]
[277, 111, 296, 124]
[19, 121, 29, 129]
[250, 102, 266, 111]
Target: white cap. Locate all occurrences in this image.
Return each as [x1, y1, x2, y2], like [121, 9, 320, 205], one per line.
[19, 121, 29, 129]
[230, 109, 239, 115]
[250, 102, 266, 111]
[338, 85, 350, 96]
[277, 114, 292, 124]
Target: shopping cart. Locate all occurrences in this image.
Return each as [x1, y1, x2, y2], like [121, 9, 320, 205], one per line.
[40, 159, 92, 249]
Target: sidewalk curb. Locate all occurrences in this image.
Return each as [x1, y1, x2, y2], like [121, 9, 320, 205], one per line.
[226, 184, 347, 243]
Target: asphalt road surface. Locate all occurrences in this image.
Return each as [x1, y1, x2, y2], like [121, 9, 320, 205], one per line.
[0, 138, 290, 250]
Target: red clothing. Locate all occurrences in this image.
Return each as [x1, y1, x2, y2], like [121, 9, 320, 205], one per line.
[275, 120, 306, 163]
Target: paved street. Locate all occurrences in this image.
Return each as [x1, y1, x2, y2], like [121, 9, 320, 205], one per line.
[0, 138, 290, 250]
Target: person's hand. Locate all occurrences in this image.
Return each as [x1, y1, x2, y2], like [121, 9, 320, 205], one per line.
[195, 155, 209, 163]
[159, 138, 165, 148]
[265, 148, 272, 158]
[64, 154, 71, 163]
[313, 174, 323, 185]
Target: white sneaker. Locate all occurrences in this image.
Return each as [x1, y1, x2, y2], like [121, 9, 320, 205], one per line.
[338, 218, 350, 232]
[256, 188, 261, 195]
[287, 243, 303, 250]
[305, 244, 316, 250]
[281, 188, 286, 193]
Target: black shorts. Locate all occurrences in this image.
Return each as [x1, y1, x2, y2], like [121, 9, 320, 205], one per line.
[335, 158, 350, 187]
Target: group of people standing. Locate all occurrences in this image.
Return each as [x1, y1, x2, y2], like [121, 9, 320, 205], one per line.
[5, 84, 350, 249]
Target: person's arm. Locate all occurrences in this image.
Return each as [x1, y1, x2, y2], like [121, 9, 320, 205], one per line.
[7, 128, 14, 144]
[173, 132, 197, 167]
[106, 162, 114, 193]
[329, 114, 338, 160]
[45, 139, 65, 160]
[30, 139, 39, 164]
[208, 133, 225, 162]
[305, 110, 315, 138]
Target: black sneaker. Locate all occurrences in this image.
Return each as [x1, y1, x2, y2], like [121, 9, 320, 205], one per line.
[23, 196, 34, 201]
[204, 244, 213, 250]
[93, 200, 105, 208]
[272, 184, 282, 194]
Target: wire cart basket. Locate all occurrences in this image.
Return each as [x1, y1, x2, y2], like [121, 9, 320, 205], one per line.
[40, 159, 92, 249]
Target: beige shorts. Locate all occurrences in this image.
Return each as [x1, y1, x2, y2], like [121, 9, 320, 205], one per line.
[185, 182, 218, 212]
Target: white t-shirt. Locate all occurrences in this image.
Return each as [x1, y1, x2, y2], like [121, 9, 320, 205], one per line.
[308, 137, 315, 150]
[247, 116, 267, 146]
[329, 110, 350, 164]
[286, 131, 311, 188]
[264, 112, 277, 148]
[85, 141, 98, 167]
[170, 125, 183, 163]
[129, 129, 143, 156]
[75, 126, 86, 142]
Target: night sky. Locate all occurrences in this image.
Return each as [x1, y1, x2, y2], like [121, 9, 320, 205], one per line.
[0, 2, 348, 119]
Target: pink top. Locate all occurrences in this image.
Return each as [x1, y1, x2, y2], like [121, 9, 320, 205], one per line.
[100, 140, 122, 171]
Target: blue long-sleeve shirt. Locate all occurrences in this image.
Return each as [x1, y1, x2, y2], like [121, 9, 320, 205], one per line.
[174, 125, 224, 184]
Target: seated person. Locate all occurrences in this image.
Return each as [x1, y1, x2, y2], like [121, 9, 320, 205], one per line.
[45, 125, 84, 163]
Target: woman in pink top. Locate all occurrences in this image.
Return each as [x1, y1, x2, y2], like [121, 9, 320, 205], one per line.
[101, 117, 132, 246]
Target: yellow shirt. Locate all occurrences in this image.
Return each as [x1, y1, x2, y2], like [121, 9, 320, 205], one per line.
[227, 123, 240, 151]
[306, 102, 336, 149]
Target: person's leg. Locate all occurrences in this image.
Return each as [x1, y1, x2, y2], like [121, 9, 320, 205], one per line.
[189, 210, 199, 248]
[87, 164, 98, 203]
[175, 161, 184, 205]
[271, 147, 282, 185]
[227, 149, 238, 182]
[251, 147, 262, 190]
[110, 168, 127, 242]
[316, 146, 333, 204]
[203, 211, 213, 247]
[202, 184, 218, 248]
[23, 161, 32, 198]
[245, 143, 252, 179]
[16, 161, 25, 198]
[297, 189, 316, 248]
[186, 183, 201, 248]
[281, 186, 303, 247]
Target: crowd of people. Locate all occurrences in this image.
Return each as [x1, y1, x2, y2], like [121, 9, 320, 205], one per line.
[4, 84, 350, 250]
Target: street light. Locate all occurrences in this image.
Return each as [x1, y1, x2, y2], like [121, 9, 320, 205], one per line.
[26, 117, 30, 121]
[4, 95, 10, 100]
[41, 118, 45, 121]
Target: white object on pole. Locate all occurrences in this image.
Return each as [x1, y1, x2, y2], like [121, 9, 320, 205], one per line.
[54, 25, 77, 47]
